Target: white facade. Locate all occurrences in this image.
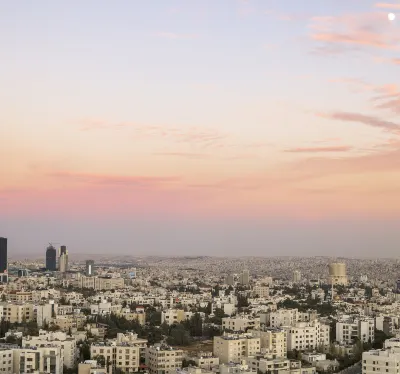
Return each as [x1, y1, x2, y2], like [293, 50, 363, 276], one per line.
[284, 321, 330, 351]
[336, 318, 375, 345]
[222, 316, 260, 332]
[12, 346, 64, 374]
[269, 309, 298, 328]
[91, 333, 147, 373]
[22, 330, 78, 368]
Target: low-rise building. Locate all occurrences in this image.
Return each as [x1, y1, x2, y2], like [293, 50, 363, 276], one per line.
[213, 333, 261, 364]
[145, 344, 183, 374]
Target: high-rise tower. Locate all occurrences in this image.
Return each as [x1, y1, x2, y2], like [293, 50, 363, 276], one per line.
[85, 260, 95, 276]
[46, 245, 57, 271]
[59, 246, 68, 273]
[0, 237, 7, 273]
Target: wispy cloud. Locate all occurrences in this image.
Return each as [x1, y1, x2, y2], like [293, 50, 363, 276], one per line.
[393, 58, 400, 65]
[284, 146, 353, 153]
[317, 112, 400, 133]
[329, 78, 400, 114]
[375, 3, 400, 9]
[153, 152, 209, 159]
[46, 171, 181, 187]
[155, 32, 198, 40]
[309, 12, 399, 53]
[79, 119, 229, 149]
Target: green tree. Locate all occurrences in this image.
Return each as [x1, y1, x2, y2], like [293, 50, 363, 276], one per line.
[96, 355, 106, 367]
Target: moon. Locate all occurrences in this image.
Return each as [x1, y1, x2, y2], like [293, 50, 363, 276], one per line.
[388, 13, 396, 21]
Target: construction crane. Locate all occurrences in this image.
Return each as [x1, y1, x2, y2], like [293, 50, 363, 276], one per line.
[47, 242, 59, 249]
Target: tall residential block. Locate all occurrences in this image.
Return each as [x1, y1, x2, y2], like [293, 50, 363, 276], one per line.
[46, 245, 57, 271]
[0, 237, 7, 273]
[86, 260, 95, 276]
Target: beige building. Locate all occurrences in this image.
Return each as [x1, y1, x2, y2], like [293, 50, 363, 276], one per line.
[78, 360, 108, 374]
[12, 346, 64, 374]
[53, 314, 87, 332]
[363, 348, 400, 374]
[91, 333, 147, 373]
[145, 344, 183, 374]
[328, 263, 348, 286]
[0, 302, 35, 323]
[222, 316, 260, 332]
[77, 275, 125, 290]
[249, 327, 287, 358]
[7, 291, 32, 303]
[0, 349, 13, 374]
[161, 309, 192, 325]
[117, 310, 146, 325]
[253, 286, 269, 298]
[213, 333, 261, 364]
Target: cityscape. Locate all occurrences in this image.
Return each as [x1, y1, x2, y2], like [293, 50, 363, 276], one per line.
[1, 0, 400, 374]
[1, 238, 400, 374]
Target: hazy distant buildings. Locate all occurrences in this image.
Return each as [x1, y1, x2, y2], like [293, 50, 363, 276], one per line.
[46, 245, 57, 271]
[0, 237, 7, 273]
[225, 274, 234, 286]
[240, 269, 250, 285]
[86, 260, 95, 276]
[328, 262, 348, 286]
[293, 270, 302, 283]
[59, 245, 68, 273]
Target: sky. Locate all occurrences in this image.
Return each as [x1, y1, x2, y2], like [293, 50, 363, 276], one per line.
[1, 0, 400, 257]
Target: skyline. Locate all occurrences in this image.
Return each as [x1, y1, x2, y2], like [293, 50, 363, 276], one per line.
[1, 1, 400, 256]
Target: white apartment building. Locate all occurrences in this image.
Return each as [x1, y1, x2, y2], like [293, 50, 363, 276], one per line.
[36, 302, 55, 328]
[145, 344, 183, 374]
[283, 320, 330, 351]
[362, 348, 400, 374]
[385, 338, 400, 349]
[193, 351, 220, 369]
[90, 301, 121, 316]
[249, 328, 287, 358]
[91, 333, 147, 373]
[0, 349, 13, 374]
[12, 346, 64, 374]
[78, 360, 108, 374]
[269, 309, 298, 328]
[246, 355, 316, 374]
[213, 333, 261, 364]
[22, 330, 78, 368]
[336, 317, 375, 344]
[222, 316, 261, 332]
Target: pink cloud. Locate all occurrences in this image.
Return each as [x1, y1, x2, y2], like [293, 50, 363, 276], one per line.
[284, 146, 353, 153]
[375, 3, 400, 9]
[309, 12, 399, 52]
[46, 171, 181, 188]
[317, 112, 400, 133]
